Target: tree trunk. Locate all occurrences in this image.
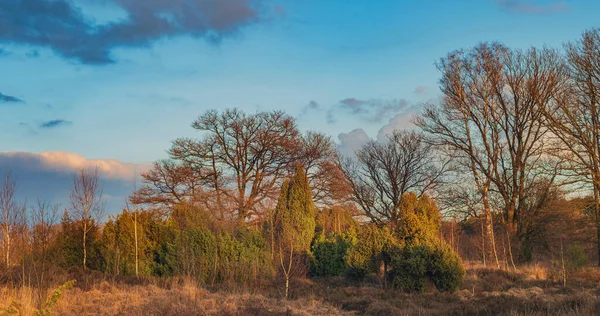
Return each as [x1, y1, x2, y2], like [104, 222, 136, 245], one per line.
[285, 276, 289, 299]
[483, 194, 500, 268]
[83, 221, 87, 270]
[480, 217, 486, 267]
[5, 230, 9, 267]
[594, 183, 600, 266]
[134, 211, 139, 277]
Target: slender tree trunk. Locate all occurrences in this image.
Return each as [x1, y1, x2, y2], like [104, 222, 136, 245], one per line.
[560, 237, 566, 287]
[593, 183, 600, 266]
[134, 211, 139, 277]
[506, 228, 516, 271]
[83, 221, 87, 270]
[483, 194, 500, 268]
[480, 217, 486, 267]
[502, 235, 508, 270]
[5, 230, 9, 267]
[285, 276, 289, 299]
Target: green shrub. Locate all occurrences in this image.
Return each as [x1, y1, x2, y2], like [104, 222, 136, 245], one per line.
[389, 242, 464, 293]
[428, 243, 465, 292]
[345, 225, 396, 281]
[311, 233, 353, 277]
[389, 245, 429, 292]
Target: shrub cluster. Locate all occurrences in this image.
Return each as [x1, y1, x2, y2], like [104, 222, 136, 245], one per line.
[388, 242, 465, 292]
[310, 233, 354, 277]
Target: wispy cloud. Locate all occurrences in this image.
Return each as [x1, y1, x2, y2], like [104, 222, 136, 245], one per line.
[298, 100, 321, 118]
[0, 0, 280, 64]
[40, 119, 72, 129]
[328, 98, 409, 124]
[0, 92, 24, 103]
[496, 0, 569, 14]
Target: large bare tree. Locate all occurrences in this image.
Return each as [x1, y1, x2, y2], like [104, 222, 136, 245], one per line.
[341, 130, 447, 227]
[489, 46, 568, 232]
[416, 43, 505, 266]
[417, 43, 568, 264]
[542, 29, 600, 265]
[162, 108, 344, 224]
[69, 167, 104, 269]
[168, 109, 299, 222]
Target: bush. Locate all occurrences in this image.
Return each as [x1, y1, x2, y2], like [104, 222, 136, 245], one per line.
[428, 243, 465, 292]
[344, 225, 396, 281]
[311, 233, 353, 277]
[389, 245, 428, 292]
[389, 242, 464, 293]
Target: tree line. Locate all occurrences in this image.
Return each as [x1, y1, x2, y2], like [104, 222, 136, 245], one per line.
[1, 28, 599, 298]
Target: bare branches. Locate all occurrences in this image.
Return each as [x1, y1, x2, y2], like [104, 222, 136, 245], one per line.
[541, 28, 600, 265]
[341, 130, 446, 226]
[69, 167, 104, 269]
[0, 170, 18, 266]
[70, 167, 104, 224]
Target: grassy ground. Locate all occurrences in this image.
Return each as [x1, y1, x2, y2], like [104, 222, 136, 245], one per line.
[1, 264, 600, 315]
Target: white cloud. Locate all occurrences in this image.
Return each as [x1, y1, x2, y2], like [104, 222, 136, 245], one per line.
[376, 105, 421, 141]
[337, 129, 371, 157]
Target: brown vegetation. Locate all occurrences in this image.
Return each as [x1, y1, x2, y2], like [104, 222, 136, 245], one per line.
[2, 264, 599, 315]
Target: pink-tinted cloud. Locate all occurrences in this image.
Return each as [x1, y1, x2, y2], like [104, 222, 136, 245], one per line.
[0, 151, 151, 180]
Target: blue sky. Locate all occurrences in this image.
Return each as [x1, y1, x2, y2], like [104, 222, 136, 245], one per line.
[0, 0, 598, 211]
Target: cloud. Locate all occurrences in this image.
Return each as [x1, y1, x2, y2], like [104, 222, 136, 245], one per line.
[298, 100, 320, 118]
[376, 105, 422, 141]
[40, 119, 72, 129]
[0, 92, 24, 103]
[337, 128, 371, 157]
[0, 151, 152, 214]
[0, 151, 151, 180]
[0, 0, 277, 64]
[496, 0, 569, 14]
[329, 98, 409, 124]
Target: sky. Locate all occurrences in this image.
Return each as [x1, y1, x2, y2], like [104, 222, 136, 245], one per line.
[0, 0, 598, 212]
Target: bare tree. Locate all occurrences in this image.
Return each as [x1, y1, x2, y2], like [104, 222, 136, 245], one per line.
[542, 28, 600, 265]
[132, 160, 209, 214]
[488, 46, 568, 232]
[341, 130, 447, 227]
[69, 167, 104, 269]
[30, 199, 59, 291]
[417, 43, 567, 265]
[297, 131, 351, 207]
[169, 109, 300, 223]
[0, 170, 18, 267]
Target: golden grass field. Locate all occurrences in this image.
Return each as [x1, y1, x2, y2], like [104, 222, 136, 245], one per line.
[1, 263, 600, 315]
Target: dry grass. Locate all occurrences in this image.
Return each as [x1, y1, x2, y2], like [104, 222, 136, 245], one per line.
[2, 265, 600, 315]
[1, 278, 348, 316]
